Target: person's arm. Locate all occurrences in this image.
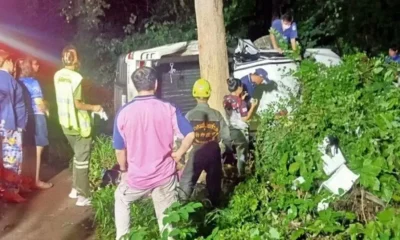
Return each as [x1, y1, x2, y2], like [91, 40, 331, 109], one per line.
[270, 20, 282, 52]
[241, 100, 258, 122]
[72, 83, 103, 112]
[14, 83, 27, 130]
[30, 79, 48, 114]
[171, 107, 195, 162]
[113, 112, 127, 171]
[290, 23, 298, 51]
[270, 34, 280, 50]
[75, 100, 102, 112]
[219, 113, 232, 152]
[291, 39, 297, 51]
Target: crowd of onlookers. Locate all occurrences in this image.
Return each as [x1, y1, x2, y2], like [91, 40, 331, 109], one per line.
[0, 49, 52, 203]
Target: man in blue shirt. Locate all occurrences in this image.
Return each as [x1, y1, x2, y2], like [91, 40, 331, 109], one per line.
[388, 45, 400, 63]
[270, 12, 298, 53]
[240, 68, 269, 104]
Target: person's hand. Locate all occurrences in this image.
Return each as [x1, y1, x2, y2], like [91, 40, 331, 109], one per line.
[91, 105, 103, 113]
[172, 151, 183, 163]
[176, 162, 185, 171]
[250, 99, 258, 108]
[119, 171, 127, 183]
[241, 92, 248, 100]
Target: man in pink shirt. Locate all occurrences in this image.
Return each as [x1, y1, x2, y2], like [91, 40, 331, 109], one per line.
[113, 67, 195, 240]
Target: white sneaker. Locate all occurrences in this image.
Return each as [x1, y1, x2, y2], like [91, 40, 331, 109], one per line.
[69, 188, 78, 199]
[76, 196, 91, 207]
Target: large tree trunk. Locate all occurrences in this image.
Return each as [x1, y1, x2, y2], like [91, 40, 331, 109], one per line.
[194, 0, 229, 118]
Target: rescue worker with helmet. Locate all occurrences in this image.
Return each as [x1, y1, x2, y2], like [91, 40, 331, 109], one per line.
[54, 45, 103, 206]
[178, 78, 231, 207]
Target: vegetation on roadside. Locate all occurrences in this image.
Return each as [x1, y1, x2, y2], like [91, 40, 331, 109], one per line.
[89, 54, 400, 239]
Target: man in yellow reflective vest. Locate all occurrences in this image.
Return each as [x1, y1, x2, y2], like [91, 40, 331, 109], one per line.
[54, 45, 103, 206]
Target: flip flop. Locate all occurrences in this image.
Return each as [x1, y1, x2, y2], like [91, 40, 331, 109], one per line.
[35, 181, 54, 190]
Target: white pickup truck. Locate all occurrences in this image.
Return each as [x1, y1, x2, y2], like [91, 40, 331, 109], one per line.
[114, 39, 341, 134]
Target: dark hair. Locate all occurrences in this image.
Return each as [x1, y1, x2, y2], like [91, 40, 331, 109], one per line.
[390, 45, 398, 52]
[227, 77, 242, 92]
[131, 67, 157, 92]
[282, 11, 294, 22]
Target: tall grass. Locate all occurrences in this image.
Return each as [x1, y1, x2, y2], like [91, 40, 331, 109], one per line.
[89, 135, 116, 188]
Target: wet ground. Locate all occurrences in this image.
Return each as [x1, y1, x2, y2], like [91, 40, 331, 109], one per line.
[0, 163, 95, 240]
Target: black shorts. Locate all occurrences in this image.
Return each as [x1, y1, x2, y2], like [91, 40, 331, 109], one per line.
[25, 114, 49, 147]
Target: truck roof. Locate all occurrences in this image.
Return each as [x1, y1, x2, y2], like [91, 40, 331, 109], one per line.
[126, 41, 200, 61]
[124, 40, 293, 62]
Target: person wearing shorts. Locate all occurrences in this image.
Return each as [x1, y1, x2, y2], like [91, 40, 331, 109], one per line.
[17, 57, 53, 189]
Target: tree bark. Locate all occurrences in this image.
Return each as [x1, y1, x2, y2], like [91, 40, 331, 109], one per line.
[194, 0, 229, 118]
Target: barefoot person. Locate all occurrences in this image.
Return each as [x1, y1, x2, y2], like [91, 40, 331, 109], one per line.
[113, 67, 194, 240]
[54, 45, 103, 206]
[0, 50, 28, 202]
[17, 58, 52, 189]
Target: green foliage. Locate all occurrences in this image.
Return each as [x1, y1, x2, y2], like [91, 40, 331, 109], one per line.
[205, 54, 400, 239]
[90, 54, 400, 240]
[89, 135, 116, 187]
[161, 202, 203, 240]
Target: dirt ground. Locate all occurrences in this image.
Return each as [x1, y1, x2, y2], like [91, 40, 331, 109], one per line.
[0, 163, 95, 240]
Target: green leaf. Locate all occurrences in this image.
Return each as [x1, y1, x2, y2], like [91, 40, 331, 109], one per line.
[180, 211, 189, 221]
[373, 67, 384, 74]
[269, 227, 280, 239]
[290, 229, 305, 240]
[168, 229, 180, 237]
[384, 69, 393, 81]
[169, 212, 180, 223]
[289, 162, 301, 174]
[377, 208, 395, 224]
[192, 202, 203, 209]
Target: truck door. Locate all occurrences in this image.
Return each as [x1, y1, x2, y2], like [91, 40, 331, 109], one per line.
[156, 61, 200, 114]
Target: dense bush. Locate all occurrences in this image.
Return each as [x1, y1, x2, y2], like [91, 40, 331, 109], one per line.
[208, 54, 400, 239]
[90, 54, 400, 239]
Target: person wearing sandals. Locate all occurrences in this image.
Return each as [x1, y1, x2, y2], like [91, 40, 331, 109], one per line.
[0, 50, 28, 202]
[17, 58, 53, 189]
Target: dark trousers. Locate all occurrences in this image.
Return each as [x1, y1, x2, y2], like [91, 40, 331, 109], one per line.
[66, 135, 92, 197]
[230, 128, 249, 177]
[179, 141, 222, 206]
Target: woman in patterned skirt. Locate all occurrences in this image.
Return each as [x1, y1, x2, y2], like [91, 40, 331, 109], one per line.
[0, 50, 28, 202]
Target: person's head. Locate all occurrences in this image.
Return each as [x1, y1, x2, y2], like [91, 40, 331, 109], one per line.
[389, 45, 398, 58]
[32, 59, 40, 73]
[17, 58, 35, 79]
[0, 50, 14, 74]
[14, 58, 24, 79]
[131, 66, 158, 94]
[62, 44, 80, 70]
[282, 11, 294, 26]
[251, 68, 269, 85]
[192, 78, 211, 102]
[227, 77, 243, 96]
